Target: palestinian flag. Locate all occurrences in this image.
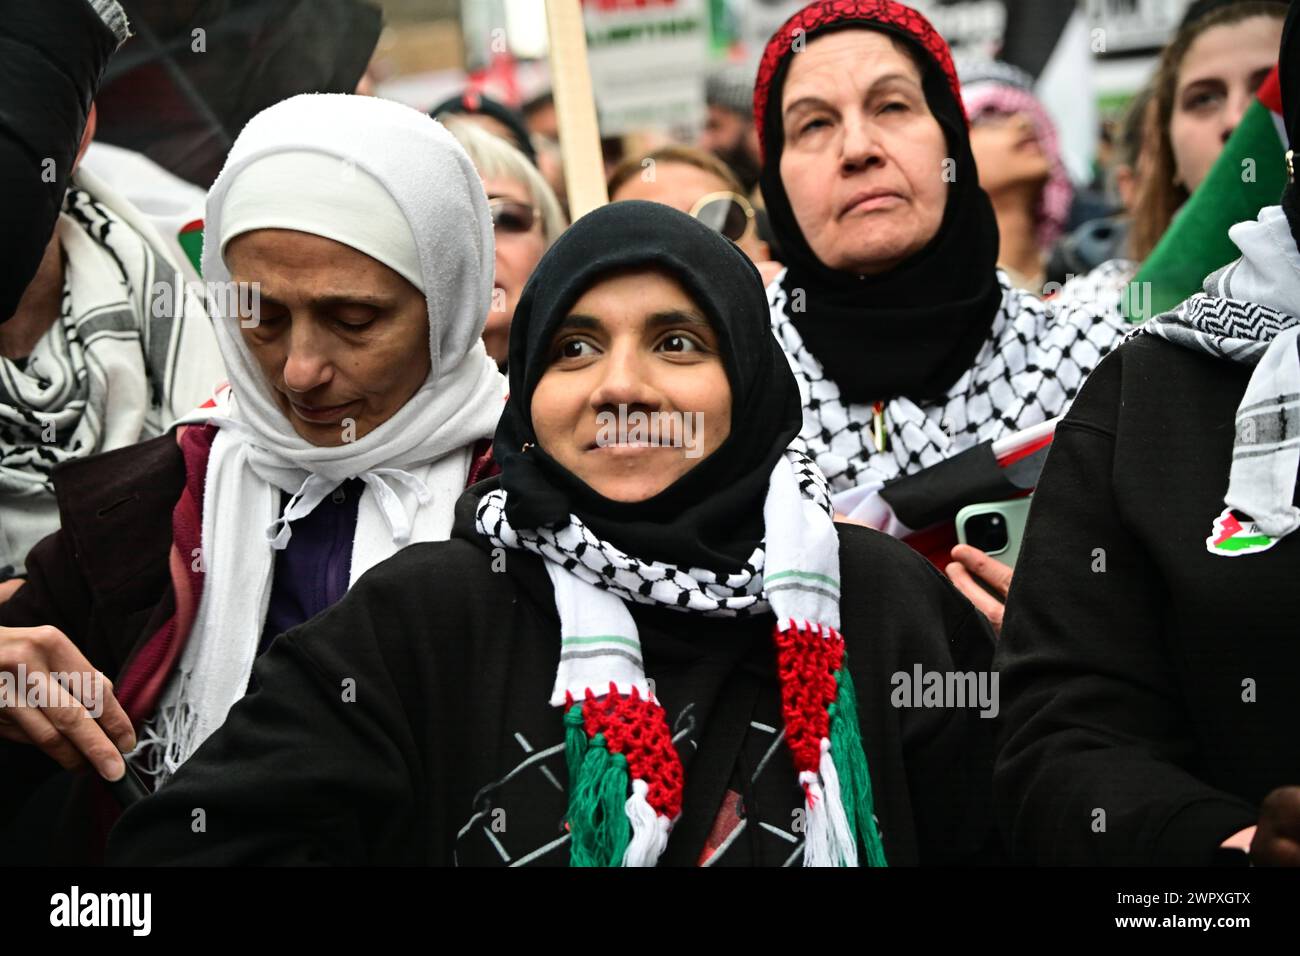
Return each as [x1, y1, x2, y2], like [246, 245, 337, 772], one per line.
[1206, 507, 1279, 557]
[1128, 67, 1289, 321]
[177, 220, 204, 276]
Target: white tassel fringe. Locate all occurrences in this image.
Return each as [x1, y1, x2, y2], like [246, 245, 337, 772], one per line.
[800, 739, 859, 867]
[799, 770, 835, 866]
[622, 778, 671, 866]
[817, 737, 859, 866]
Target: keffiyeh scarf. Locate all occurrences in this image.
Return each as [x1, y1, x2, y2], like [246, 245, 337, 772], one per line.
[476, 449, 886, 868]
[1143, 204, 1300, 545]
[770, 270, 1127, 497]
[0, 186, 184, 496]
[0, 176, 219, 572]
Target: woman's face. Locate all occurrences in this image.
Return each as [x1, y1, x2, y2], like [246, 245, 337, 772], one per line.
[226, 229, 431, 446]
[969, 107, 1051, 197]
[484, 175, 546, 367]
[779, 29, 949, 274]
[530, 269, 732, 503]
[1169, 15, 1282, 194]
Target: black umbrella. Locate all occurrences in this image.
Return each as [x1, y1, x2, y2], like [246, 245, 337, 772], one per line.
[94, 0, 382, 188]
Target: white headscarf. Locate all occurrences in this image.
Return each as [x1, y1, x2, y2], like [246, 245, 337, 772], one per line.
[133, 94, 506, 784]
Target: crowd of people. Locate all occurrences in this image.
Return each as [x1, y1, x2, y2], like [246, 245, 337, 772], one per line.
[1, 0, 1298, 868]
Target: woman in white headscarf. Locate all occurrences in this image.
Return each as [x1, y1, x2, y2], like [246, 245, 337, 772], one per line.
[0, 93, 504, 862]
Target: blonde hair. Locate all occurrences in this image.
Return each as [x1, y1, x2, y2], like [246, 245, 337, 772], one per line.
[607, 144, 747, 200]
[441, 115, 567, 247]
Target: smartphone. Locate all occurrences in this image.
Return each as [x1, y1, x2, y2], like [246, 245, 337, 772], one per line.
[955, 497, 1033, 569]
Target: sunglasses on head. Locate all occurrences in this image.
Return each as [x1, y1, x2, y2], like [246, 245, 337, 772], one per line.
[489, 198, 539, 234]
[688, 191, 755, 243]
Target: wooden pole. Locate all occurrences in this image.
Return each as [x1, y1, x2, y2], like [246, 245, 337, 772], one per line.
[544, 0, 608, 220]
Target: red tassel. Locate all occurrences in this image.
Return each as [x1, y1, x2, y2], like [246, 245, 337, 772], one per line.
[582, 690, 683, 819]
[772, 620, 845, 774]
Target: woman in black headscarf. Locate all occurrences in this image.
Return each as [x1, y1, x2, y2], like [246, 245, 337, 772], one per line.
[754, 1, 1131, 627]
[108, 201, 995, 867]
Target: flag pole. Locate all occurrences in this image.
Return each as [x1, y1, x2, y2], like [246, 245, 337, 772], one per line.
[544, 0, 608, 220]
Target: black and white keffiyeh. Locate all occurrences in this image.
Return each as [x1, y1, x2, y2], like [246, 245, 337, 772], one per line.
[1053, 257, 1138, 319]
[0, 172, 223, 570]
[476, 447, 840, 704]
[478, 448, 831, 618]
[2, 188, 174, 491]
[769, 269, 1129, 494]
[1143, 204, 1300, 541]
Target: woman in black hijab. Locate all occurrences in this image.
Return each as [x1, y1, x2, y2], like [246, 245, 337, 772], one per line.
[108, 202, 994, 867]
[754, 1, 1131, 627]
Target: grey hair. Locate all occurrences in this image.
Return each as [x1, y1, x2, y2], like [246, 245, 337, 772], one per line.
[440, 115, 567, 248]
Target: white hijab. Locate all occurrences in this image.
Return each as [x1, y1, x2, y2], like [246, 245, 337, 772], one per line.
[133, 94, 506, 784]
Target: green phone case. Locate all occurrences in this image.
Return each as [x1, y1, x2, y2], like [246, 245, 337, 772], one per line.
[955, 497, 1033, 568]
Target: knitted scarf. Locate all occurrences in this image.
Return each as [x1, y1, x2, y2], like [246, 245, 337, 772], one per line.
[1143, 204, 1300, 550]
[477, 449, 886, 867]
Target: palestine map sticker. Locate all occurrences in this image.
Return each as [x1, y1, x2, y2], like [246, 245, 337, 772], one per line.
[1206, 507, 1278, 557]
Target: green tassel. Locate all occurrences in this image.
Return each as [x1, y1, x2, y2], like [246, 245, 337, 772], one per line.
[569, 734, 609, 866]
[564, 716, 632, 867]
[564, 704, 587, 773]
[829, 661, 888, 867]
[600, 752, 632, 863]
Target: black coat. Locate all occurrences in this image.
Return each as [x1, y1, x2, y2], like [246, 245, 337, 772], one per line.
[108, 480, 998, 866]
[0, 434, 185, 862]
[996, 334, 1299, 865]
[0, 0, 119, 321]
[0, 431, 497, 863]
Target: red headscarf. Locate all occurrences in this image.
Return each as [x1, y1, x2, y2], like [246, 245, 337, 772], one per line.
[753, 0, 966, 163]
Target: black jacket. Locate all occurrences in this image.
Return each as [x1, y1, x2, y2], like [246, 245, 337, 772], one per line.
[0, 0, 120, 321]
[108, 481, 998, 866]
[0, 434, 184, 862]
[995, 334, 1298, 865]
[0, 431, 497, 864]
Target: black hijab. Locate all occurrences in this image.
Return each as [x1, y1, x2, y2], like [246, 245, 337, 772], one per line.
[754, 0, 1003, 405]
[493, 200, 803, 571]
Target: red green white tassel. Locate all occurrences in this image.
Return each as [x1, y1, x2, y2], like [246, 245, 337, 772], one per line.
[775, 619, 887, 867]
[562, 623, 887, 868]
[564, 685, 682, 867]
